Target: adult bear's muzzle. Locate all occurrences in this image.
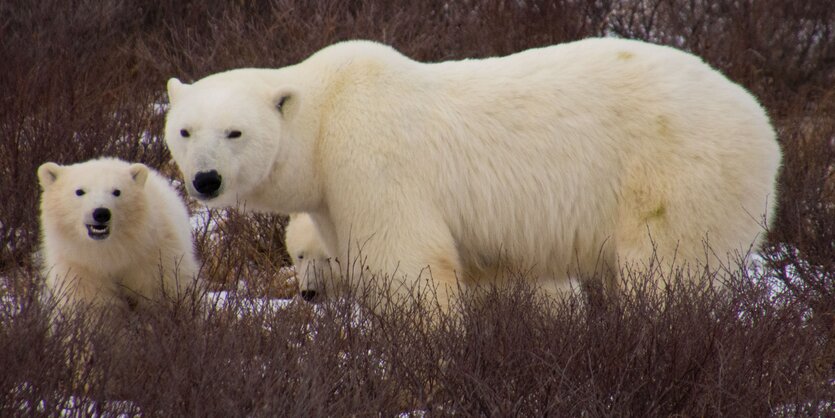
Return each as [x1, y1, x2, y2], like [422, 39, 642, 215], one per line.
[192, 170, 222, 197]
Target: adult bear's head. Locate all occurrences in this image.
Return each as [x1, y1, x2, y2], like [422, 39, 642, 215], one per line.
[165, 71, 310, 212]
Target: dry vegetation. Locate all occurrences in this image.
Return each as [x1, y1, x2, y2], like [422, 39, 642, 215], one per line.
[0, 0, 833, 415]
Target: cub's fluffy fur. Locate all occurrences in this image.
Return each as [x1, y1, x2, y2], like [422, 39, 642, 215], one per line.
[38, 158, 197, 314]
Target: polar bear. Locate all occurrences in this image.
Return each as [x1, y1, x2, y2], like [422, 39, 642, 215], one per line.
[285, 213, 335, 300]
[286, 212, 582, 301]
[37, 158, 198, 315]
[165, 38, 781, 308]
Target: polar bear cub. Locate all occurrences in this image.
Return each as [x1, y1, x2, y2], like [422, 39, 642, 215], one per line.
[38, 158, 198, 314]
[165, 38, 781, 309]
[285, 213, 334, 301]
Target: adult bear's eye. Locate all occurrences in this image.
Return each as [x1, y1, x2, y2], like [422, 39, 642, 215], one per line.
[75, 189, 85, 196]
[180, 129, 190, 138]
[298, 254, 304, 260]
[113, 189, 121, 197]
[227, 130, 242, 139]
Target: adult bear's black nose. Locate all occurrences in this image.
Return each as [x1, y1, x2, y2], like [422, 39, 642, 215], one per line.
[92, 207, 111, 223]
[300, 290, 317, 302]
[193, 170, 222, 196]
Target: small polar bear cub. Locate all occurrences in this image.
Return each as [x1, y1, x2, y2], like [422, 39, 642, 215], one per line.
[165, 38, 781, 310]
[38, 158, 198, 314]
[285, 213, 334, 301]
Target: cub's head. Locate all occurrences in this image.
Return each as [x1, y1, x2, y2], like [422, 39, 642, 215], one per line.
[165, 73, 302, 210]
[285, 213, 336, 302]
[37, 159, 149, 243]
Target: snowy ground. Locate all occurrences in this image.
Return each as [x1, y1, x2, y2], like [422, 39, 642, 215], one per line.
[12, 392, 140, 418]
[203, 289, 293, 313]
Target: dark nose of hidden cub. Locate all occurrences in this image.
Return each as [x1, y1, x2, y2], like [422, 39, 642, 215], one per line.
[300, 290, 317, 302]
[193, 170, 222, 196]
[92, 207, 111, 223]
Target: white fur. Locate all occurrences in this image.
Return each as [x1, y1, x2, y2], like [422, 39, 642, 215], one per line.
[165, 38, 781, 308]
[38, 158, 198, 313]
[285, 212, 581, 299]
[285, 213, 335, 295]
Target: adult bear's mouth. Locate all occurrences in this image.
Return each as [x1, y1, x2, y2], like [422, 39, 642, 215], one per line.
[86, 223, 110, 240]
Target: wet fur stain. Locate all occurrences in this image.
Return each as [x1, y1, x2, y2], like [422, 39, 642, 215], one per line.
[617, 51, 634, 60]
[644, 204, 666, 222]
[656, 115, 672, 140]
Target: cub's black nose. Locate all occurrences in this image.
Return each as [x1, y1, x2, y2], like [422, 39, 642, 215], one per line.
[193, 170, 222, 195]
[92, 207, 111, 223]
[300, 290, 317, 302]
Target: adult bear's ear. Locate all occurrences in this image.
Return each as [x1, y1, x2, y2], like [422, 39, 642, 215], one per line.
[167, 78, 188, 105]
[129, 163, 149, 187]
[37, 162, 63, 189]
[273, 88, 298, 117]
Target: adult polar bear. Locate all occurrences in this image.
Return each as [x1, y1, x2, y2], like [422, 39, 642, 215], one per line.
[165, 38, 781, 307]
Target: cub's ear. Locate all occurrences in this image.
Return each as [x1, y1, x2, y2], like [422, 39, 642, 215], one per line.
[273, 88, 298, 117]
[37, 162, 63, 188]
[167, 78, 188, 105]
[129, 163, 149, 187]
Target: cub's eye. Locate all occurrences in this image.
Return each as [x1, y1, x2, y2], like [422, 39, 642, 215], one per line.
[227, 130, 242, 139]
[297, 254, 304, 260]
[75, 189, 85, 196]
[113, 189, 121, 197]
[180, 129, 190, 138]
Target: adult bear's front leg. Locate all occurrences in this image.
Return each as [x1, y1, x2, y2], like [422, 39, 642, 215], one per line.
[332, 212, 464, 313]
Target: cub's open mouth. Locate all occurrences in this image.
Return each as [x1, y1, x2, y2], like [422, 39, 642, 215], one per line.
[86, 223, 110, 240]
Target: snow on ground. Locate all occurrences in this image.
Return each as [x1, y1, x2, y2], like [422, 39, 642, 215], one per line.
[202, 290, 369, 330]
[9, 382, 140, 418]
[748, 252, 787, 299]
[204, 290, 293, 314]
[189, 205, 216, 234]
